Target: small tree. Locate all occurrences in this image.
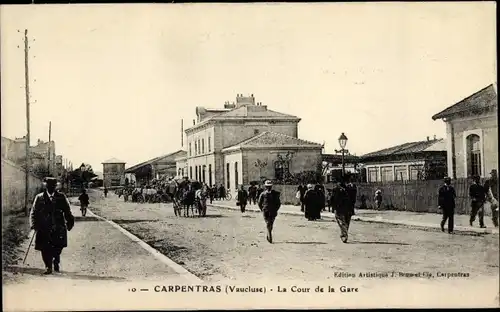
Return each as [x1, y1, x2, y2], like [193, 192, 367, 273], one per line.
[32, 163, 50, 178]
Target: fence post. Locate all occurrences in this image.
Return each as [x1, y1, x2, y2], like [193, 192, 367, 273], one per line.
[401, 172, 406, 211]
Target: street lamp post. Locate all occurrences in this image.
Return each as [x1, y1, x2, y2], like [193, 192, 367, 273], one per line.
[334, 133, 349, 179]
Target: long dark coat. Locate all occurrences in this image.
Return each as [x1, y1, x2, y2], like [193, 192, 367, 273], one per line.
[303, 188, 318, 220]
[237, 189, 249, 205]
[330, 185, 351, 215]
[30, 192, 75, 251]
[438, 184, 456, 210]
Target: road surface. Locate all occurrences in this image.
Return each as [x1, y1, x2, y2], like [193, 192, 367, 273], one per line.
[3, 192, 499, 309]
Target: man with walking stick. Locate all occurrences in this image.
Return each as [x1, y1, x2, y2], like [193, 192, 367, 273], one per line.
[29, 177, 74, 274]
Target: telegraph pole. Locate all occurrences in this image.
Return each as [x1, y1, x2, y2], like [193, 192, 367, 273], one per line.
[48, 121, 51, 175]
[24, 29, 31, 217]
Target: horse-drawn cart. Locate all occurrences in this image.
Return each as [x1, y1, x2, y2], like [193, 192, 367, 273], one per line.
[171, 180, 208, 217]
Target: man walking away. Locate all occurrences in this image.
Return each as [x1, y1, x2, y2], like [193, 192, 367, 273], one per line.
[331, 179, 353, 243]
[258, 180, 281, 243]
[218, 184, 226, 201]
[210, 185, 216, 202]
[248, 184, 257, 205]
[303, 184, 317, 221]
[346, 178, 358, 215]
[30, 177, 75, 274]
[374, 190, 382, 210]
[104, 187, 108, 198]
[484, 169, 499, 227]
[237, 185, 249, 213]
[315, 183, 326, 216]
[469, 176, 487, 228]
[297, 183, 307, 212]
[78, 189, 90, 217]
[326, 189, 333, 212]
[438, 177, 456, 233]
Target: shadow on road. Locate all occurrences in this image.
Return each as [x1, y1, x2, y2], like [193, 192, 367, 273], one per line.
[74, 216, 101, 222]
[113, 219, 160, 224]
[276, 241, 328, 245]
[349, 241, 410, 246]
[4, 266, 127, 281]
[202, 215, 227, 218]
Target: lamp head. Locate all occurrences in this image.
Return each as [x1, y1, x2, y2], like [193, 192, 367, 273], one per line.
[338, 132, 348, 149]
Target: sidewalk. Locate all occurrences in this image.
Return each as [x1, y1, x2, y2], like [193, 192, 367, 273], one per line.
[208, 199, 499, 235]
[3, 201, 198, 311]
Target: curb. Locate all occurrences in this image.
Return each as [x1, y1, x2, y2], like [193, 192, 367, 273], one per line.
[208, 203, 499, 235]
[82, 206, 203, 284]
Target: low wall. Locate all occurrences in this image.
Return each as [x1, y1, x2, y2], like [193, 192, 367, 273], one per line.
[247, 178, 493, 216]
[2, 159, 43, 215]
[2, 159, 42, 269]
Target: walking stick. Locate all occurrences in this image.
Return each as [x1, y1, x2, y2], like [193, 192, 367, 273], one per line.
[22, 230, 36, 265]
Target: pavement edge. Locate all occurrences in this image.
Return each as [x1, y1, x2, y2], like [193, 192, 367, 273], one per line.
[85, 207, 203, 284]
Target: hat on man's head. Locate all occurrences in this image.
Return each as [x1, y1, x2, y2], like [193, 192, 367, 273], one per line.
[491, 169, 497, 175]
[264, 180, 273, 187]
[44, 177, 57, 184]
[444, 176, 451, 183]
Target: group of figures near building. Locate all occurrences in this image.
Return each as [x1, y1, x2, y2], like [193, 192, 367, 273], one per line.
[296, 177, 358, 243]
[438, 170, 499, 233]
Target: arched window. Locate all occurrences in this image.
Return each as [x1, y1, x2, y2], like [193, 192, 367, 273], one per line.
[202, 165, 206, 183]
[202, 139, 205, 154]
[194, 141, 197, 156]
[208, 136, 211, 152]
[467, 134, 481, 177]
[235, 162, 239, 187]
[208, 164, 212, 185]
[195, 166, 198, 181]
[189, 166, 193, 179]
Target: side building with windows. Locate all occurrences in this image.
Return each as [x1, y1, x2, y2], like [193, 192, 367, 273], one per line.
[432, 83, 498, 178]
[176, 94, 323, 195]
[360, 137, 447, 183]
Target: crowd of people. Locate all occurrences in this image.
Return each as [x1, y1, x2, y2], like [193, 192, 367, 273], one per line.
[27, 169, 499, 275]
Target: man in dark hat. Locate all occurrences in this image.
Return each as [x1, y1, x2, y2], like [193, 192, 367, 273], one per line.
[438, 177, 456, 233]
[484, 169, 499, 227]
[469, 175, 487, 228]
[30, 177, 75, 274]
[330, 178, 352, 243]
[258, 180, 281, 243]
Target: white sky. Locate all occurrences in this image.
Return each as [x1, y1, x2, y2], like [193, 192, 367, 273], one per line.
[1, 3, 496, 171]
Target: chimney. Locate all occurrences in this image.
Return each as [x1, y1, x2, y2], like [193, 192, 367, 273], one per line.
[193, 119, 195, 126]
[251, 94, 254, 97]
[426, 136, 429, 141]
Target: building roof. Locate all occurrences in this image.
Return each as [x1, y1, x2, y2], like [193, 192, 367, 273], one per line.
[102, 158, 126, 164]
[125, 150, 185, 173]
[215, 106, 299, 119]
[432, 84, 498, 120]
[361, 138, 446, 159]
[222, 131, 322, 152]
[186, 105, 301, 133]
